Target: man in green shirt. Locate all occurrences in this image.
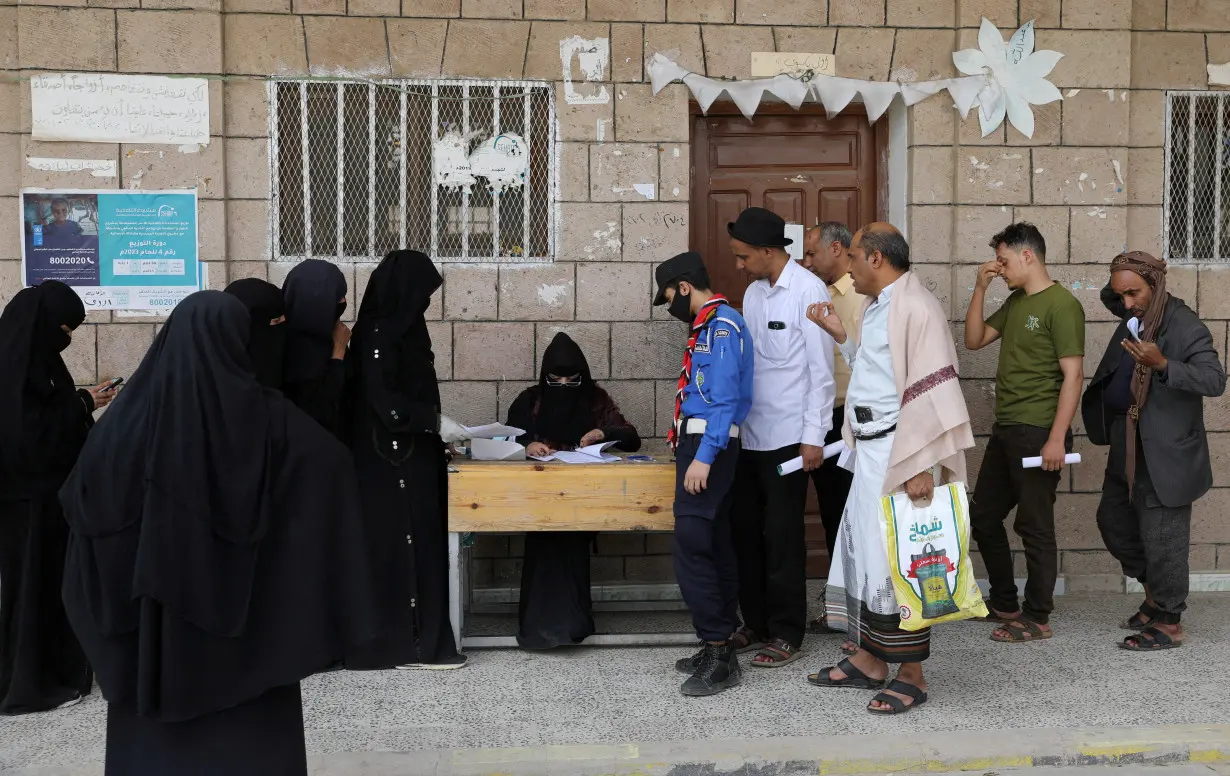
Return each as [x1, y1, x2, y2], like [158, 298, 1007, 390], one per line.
[964, 222, 1085, 643]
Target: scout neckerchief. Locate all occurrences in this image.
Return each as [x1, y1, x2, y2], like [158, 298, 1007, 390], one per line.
[668, 294, 728, 449]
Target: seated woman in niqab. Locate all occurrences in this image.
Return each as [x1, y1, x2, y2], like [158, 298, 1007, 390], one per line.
[0, 281, 117, 714]
[224, 278, 287, 390]
[506, 333, 641, 649]
[282, 259, 351, 436]
[344, 250, 465, 670]
[59, 291, 376, 775]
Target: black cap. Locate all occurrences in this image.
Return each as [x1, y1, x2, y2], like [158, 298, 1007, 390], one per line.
[653, 251, 706, 306]
[727, 207, 793, 248]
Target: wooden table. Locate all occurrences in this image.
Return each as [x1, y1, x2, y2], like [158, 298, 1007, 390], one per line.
[446, 457, 696, 648]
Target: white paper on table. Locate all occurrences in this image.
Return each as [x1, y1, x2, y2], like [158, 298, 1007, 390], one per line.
[1021, 453, 1081, 469]
[462, 423, 527, 440]
[470, 438, 526, 461]
[439, 415, 469, 444]
[530, 441, 620, 464]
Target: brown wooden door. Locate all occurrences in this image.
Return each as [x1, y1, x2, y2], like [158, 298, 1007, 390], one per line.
[690, 103, 883, 578]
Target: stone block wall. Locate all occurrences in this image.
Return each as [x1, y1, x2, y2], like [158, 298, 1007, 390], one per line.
[4, 0, 1230, 587]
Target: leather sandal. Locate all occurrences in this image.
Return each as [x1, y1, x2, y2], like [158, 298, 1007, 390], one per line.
[807, 657, 886, 689]
[867, 679, 928, 715]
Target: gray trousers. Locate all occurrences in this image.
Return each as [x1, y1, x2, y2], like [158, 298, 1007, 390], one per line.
[1095, 415, 1191, 624]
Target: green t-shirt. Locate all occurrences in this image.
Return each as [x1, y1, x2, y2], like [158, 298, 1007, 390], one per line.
[985, 283, 1085, 428]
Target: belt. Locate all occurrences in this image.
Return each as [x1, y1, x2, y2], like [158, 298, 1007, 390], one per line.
[677, 418, 741, 439]
[853, 424, 896, 441]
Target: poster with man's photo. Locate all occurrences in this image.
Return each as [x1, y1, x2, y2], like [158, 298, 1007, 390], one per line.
[21, 189, 200, 312]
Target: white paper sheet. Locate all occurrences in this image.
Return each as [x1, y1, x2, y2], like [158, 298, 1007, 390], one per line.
[1021, 453, 1081, 469]
[31, 73, 210, 145]
[530, 441, 619, 464]
[463, 423, 527, 440]
[470, 438, 526, 461]
[1127, 317, 1141, 341]
[777, 440, 848, 475]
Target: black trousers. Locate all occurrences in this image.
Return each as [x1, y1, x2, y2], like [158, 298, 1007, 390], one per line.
[969, 423, 1070, 625]
[808, 405, 853, 557]
[731, 443, 809, 648]
[1096, 415, 1191, 624]
[672, 430, 740, 642]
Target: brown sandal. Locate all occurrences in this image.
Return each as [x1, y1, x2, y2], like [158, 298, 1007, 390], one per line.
[751, 638, 804, 667]
[729, 627, 765, 655]
[990, 619, 1052, 643]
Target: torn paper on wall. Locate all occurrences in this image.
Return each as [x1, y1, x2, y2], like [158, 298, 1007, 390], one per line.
[433, 130, 477, 190]
[27, 157, 117, 178]
[561, 36, 610, 105]
[468, 133, 529, 193]
[30, 73, 210, 145]
[1210, 63, 1230, 87]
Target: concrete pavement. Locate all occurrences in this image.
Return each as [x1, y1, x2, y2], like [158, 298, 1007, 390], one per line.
[3, 592, 1229, 774]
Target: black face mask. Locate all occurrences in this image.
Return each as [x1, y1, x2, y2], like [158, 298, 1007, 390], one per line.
[668, 289, 693, 324]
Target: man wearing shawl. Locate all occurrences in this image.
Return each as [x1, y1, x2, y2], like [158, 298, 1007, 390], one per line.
[1082, 252, 1225, 651]
[804, 224, 973, 715]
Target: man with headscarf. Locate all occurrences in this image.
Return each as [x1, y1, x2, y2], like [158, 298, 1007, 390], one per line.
[506, 333, 641, 650]
[0, 281, 117, 715]
[282, 259, 351, 436]
[805, 223, 973, 715]
[60, 291, 376, 773]
[224, 278, 287, 390]
[344, 250, 465, 670]
[1082, 251, 1225, 652]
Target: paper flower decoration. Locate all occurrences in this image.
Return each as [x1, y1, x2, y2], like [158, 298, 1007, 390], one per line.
[953, 18, 1063, 138]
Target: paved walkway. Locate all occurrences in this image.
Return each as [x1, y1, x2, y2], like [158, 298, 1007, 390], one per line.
[3, 592, 1228, 773]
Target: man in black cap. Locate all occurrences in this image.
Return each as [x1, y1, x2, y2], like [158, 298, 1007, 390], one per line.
[727, 207, 836, 668]
[653, 251, 754, 696]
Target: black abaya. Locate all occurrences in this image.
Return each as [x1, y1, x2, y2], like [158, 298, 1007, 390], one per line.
[59, 291, 376, 773]
[0, 281, 94, 714]
[344, 250, 461, 669]
[282, 260, 348, 437]
[505, 333, 641, 650]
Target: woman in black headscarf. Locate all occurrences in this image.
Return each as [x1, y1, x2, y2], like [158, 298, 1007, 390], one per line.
[59, 291, 376, 774]
[282, 259, 350, 436]
[506, 333, 641, 649]
[0, 281, 116, 715]
[224, 278, 287, 390]
[344, 250, 464, 670]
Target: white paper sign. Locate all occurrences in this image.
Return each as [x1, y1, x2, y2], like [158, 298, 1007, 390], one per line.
[31, 73, 210, 146]
[785, 223, 805, 263]
[26, 157, 117, 178]
[468, 133, 530, 193]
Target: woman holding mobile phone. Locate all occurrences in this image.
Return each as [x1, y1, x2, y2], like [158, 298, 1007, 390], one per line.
[0, 281, 117, 715]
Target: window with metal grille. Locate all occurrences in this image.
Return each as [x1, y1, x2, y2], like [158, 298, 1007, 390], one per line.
[270, 79, 557, 263]
[1165, 92, 1230, 262]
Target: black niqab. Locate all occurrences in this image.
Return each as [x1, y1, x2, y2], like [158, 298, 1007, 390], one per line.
[224, 279, 287, 390]
[535, 333, 596, 447]
[0, 281, 85, 476]
[282, 260, 347, 383]
[353, 250, 443, 417]
[61, 291, 273, 640]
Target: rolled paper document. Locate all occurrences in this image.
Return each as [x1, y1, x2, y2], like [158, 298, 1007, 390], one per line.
[777, 440, 848, 476]
[1021, 453, 1082, 469]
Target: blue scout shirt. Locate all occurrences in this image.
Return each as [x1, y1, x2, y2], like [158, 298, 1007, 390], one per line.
[679, 303, 754, 465]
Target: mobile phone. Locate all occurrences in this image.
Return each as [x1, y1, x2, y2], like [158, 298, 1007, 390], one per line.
[103, 376, 124, 391]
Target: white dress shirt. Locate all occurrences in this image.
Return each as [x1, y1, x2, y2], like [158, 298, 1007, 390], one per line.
[839, 280, 900, 436]
[742, 258, 837, 451]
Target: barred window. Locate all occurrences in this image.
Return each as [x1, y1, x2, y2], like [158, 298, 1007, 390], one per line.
[1165, 92, 1230, 262]
[271, 80, 557, 263]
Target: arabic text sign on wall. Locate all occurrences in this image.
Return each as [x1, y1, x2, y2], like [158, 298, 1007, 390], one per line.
[750, 53, 836, 79]
[30, 73, 210, 145]
[21, 189, 200, 312]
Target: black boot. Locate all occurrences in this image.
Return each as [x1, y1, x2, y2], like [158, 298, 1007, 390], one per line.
[680, 642, 741, 697]
[675, 644, 704, 674]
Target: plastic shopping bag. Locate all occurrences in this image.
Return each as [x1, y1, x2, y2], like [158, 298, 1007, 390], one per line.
[880, 481, 988, 631]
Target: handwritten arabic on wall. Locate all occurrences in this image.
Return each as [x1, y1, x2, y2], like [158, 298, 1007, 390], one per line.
[30, 73, 210, 146]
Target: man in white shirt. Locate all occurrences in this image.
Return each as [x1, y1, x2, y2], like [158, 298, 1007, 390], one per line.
[725, 207, 836, 668]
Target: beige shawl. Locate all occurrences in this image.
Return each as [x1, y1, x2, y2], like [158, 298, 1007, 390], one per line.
[842, 271, 975, 494]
